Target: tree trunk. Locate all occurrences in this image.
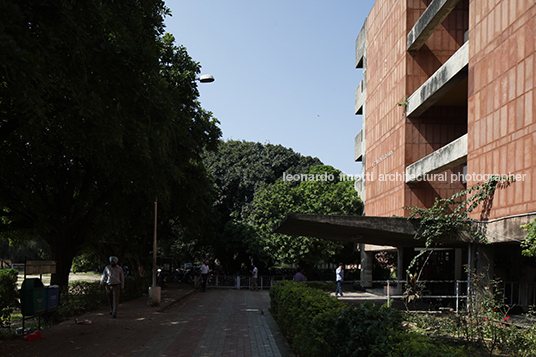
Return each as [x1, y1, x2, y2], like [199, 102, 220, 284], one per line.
[50, 249, 76, 287]
[46, 233, 79, 288]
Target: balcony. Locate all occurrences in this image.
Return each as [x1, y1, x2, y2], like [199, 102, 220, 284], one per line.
[405, 134, 467, 183]
[406, 42, 468, 118]
[354, 130, 365, 162]
[407, 0, 463, 51]
[355, 80, 366, 115]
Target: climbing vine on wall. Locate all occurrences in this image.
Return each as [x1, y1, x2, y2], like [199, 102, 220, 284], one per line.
[402, 175, 515, 301]
[521, 218, 536, 257]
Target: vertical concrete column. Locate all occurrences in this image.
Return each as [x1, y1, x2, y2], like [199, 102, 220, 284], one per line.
[454, 248, 463, 280]
[397, 247, 405, 281]
[474, 244, 495, 310]
[397, 247, 417, 294]
[360, 244, 373, 288]
[397, 247, 405, 294]
[476, 244, 495, 279]
[466, 243, 475, 311]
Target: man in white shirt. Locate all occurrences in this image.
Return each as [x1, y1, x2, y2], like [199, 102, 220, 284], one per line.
[335, 263, 344, 297]
[100, 256, 125, 318]
[251, 264, 258, 291]
[200, 260, 210, 292]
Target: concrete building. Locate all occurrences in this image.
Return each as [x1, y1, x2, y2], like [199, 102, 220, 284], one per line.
[277, 0, 536, 309]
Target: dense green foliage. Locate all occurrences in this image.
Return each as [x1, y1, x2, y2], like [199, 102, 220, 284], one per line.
[406, 272, 536, 356]
[168, 140, 324, 272]
[249, 165, 363, 272]
[404, 176, 514, 284]
[270, 281, 472, 357]
[303, 281, 337, 291]
[269, 280, 346, 356]
[0, 269, 18, 328]
[270, 281, 403, 357]
[384, 332, 466, 357]
[0, 1, 220, 286]
[53, 276, 149, 323]
[521, 218, 536, 257]
[205, 140, 323, 219]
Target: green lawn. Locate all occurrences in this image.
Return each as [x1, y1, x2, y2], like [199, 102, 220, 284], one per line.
[16, 271, 101, 288]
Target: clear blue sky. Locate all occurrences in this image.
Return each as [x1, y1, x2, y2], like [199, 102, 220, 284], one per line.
[164, 0, 375, 175]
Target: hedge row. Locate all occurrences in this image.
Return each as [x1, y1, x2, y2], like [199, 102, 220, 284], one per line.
[269, 281, 466, 357]
[0, 269, 19, 328]
[54, 275, 150, 322]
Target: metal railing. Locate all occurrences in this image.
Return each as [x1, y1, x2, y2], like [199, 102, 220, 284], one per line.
[192, 276, 536, 312]
[500, 281, 536, 307]
[344, 280, 471, 313]
[194, 274, 290, 290]
[350, 280, 536, 312]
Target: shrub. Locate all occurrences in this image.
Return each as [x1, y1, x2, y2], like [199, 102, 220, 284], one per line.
[0, 269, 18, 328]
[304, 281, 336, 292]
[270, 280, 345, 355]
[270, 281, 404, 357]
[54, 275, 149, 322]
[55, 281, 107, 321]
[384, 332, 467, 357]
[329, 302, 403, 357]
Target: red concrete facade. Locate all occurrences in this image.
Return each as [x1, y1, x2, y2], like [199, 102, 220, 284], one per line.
[363, 0, 536, 221]
[467, 0, 536, 219]
[365, 0, 410, 217]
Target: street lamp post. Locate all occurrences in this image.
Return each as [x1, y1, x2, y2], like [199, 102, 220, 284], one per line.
[148, 74, 215, 307]
[148, 200, 160, 306]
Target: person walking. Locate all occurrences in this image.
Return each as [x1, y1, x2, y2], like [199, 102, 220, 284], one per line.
[293, 268, 307, 282]
[335, 263, 344, 297]
[100, 256, 125, 318]
[200, 260, 210, 292]
[251, 264, 258, 291]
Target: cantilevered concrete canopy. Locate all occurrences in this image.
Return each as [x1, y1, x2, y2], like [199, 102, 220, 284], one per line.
[274, 214, 470, 247]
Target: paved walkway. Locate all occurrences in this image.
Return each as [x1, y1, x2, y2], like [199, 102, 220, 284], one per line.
[0, 285, 294, 357]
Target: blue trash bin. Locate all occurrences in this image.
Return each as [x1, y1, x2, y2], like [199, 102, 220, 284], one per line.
[45, 285, 59, 312]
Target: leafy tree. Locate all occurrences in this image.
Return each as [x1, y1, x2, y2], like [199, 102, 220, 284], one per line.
[405, 176, 515, 278]
[248, 165, 363, 275]
[0, 237, 51, 263]
[0, 1, 220, 286]
[205, 140, 323, 219]
[403, 176, 514, 306]
[199, 140, 323, 272]
[521, 218, 536, 257]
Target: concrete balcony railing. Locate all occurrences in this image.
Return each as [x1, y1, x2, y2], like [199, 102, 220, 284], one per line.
[405, 134, 467, 183]
[355, 80, 366, 115]
[407, 0, 463, 51]
[406, 41, 468, 118]
[355, 20, 367, 68]
[354, 129, 365, 162]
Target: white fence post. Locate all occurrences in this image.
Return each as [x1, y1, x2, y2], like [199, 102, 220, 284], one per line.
[386, 280, 390, 304]
[455, 280, 459, 313]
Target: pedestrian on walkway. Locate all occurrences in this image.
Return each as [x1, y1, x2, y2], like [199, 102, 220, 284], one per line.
[335, 263, 344, 297]
[100, 256, 125, 318]
[293, 268, 307, 282]
[200, 260, 210, 292]
[251, 264, 258, 291]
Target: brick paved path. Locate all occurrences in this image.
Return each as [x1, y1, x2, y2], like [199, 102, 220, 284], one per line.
[134, 290, 285, 357]
[0, 288, 293, 357]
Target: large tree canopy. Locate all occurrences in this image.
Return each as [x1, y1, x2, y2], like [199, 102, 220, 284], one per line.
[0, 0, 221, 286]
[193, 140, 323, 272]
[205, 140, 323, 219]
[247, 165, 363, 273]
